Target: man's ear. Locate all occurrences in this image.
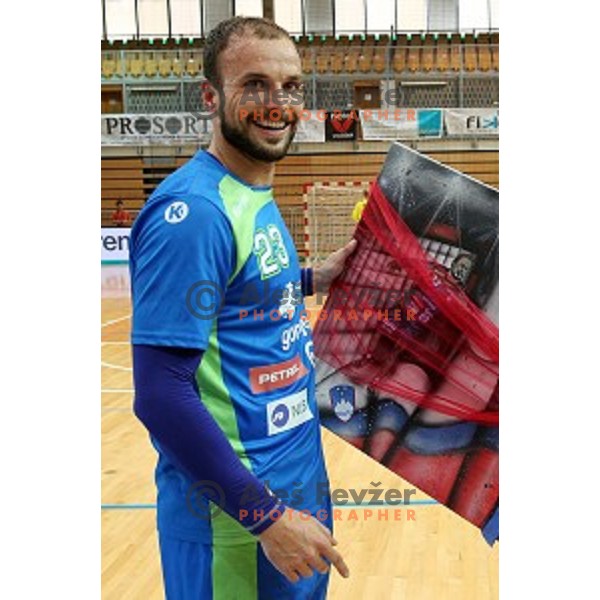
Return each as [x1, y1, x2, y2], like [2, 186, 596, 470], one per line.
[200, 79, 219, 114]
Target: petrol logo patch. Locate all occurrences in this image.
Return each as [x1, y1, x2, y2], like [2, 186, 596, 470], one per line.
[250, 355, 308, 394]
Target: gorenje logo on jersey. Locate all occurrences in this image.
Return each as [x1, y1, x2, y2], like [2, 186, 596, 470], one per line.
[281, 314, 312, 351]
[267, 389, 313, 436]
[249, 355, 308, 394]
[164, 201, 189, 224]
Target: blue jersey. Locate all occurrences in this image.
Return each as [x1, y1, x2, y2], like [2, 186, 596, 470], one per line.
[130, 151, 329, 544]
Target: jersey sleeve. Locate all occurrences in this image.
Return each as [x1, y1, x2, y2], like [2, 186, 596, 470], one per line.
[130, 195, 235, 349]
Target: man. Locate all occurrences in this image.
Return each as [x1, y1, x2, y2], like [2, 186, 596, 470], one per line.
[111, 199, 131, 226]
[130, 16, 354, 599]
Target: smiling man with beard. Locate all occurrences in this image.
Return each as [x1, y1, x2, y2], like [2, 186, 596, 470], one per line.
[129, 16, 355, 600]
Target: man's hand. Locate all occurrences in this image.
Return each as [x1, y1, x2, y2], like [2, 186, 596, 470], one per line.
[258, 509, 350, 583]
[313, 239, 358, 294]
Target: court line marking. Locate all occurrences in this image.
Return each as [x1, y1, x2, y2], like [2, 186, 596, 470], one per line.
[101, 314, 131, 328]
[102, 389, 134, 393]
[101, 361, 132, 372]
[101, 341, 130, 346]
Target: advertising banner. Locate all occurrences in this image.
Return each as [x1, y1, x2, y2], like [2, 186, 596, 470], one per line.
[444, 108, 499, 136]
[101, 227, 130, 262]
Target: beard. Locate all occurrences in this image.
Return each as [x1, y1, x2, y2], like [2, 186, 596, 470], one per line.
[218, 104, 297, 163]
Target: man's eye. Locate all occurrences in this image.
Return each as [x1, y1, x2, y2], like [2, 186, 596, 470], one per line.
[285, 82, 304, 93]
[245, 80, 266, 90]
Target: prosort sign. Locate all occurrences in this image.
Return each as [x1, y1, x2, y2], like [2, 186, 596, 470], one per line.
[101, 113, 211, 145]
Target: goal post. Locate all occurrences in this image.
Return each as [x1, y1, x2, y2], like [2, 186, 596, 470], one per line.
[302, 181, 371, 265]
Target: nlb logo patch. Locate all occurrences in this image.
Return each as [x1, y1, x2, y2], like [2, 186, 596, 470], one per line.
[250, 355, 308, 394]
[267, 389, 313, 436]
[164, 201, 189, 224]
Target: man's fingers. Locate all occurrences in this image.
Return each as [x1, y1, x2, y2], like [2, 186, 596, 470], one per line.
[285, 570, 300, 584]
[322, 546, 350, 578]
[308, 553, 331, 575]
[294, 562, 314, 579]
[339, 239, 358, 258]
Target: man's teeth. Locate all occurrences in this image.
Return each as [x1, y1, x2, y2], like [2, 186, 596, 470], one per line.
[254, 119, 288, 130]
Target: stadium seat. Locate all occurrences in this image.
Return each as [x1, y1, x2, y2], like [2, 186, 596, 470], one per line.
[301, 46, 314, 74]
[344, 39, 361, 74]
[158, 52, 172, 77]
[463, 33, 477, 71]
[127, 52, 144, 77]
[330, 40, 344, 74]
[372, 35, 388, 74]
[476, 33, 492, 72]
[143, 52, 159, 77]
[393, 34, 408, 73]
[185, 51, 201, 77]
[171, 54, 183, 76]
[316, 37, 330, 74]
[450, 33, 462, 71]
[358, 45, 374, 73]
[102, 52, 117, 79]
[344, 50, 359, 74]
[407, 35, 421, 72]
[421, 34, 435, 72]
[491, 32, 499, 70]
[435, 34, 450, 72]
[392, 47, 406, 73]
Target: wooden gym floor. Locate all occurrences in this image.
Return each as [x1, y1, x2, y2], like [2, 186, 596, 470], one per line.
[101, 264, 498, 600]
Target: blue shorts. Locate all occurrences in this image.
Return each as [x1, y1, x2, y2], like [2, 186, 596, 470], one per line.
[159, 535, 331, 599]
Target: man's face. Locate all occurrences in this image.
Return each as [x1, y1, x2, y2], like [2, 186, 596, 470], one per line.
[212, 35, 303, 163]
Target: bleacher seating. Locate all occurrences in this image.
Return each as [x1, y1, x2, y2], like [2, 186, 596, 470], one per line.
[102, 32, 499, 80]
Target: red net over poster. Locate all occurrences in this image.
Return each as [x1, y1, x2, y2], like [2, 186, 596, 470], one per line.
[313, 142, 499, 543]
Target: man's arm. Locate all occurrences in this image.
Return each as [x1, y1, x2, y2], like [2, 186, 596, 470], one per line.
[132, 344, 283, 534]
[132, 344, 349, 581]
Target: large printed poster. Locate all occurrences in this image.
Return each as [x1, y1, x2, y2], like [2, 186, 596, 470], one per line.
[313, 142, 499, 544]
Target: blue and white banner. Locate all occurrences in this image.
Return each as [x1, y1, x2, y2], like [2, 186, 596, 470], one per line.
[444, 108, 499, 136]
[102, 227, 130, 262]
[360, 109, 443, 140]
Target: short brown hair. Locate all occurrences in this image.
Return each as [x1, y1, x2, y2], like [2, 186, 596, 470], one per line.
[203, 17, 294, 86]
